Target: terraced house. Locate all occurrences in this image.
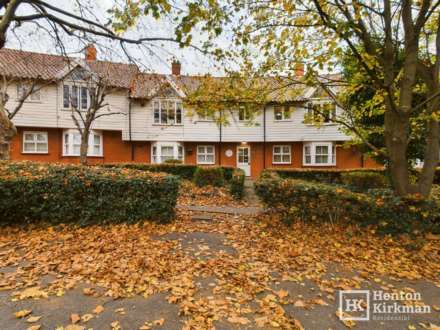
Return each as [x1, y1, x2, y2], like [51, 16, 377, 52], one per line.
[0, 46, 378, 178]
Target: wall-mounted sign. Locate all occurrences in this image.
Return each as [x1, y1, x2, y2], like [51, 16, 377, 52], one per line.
[225, 149, 233, 157]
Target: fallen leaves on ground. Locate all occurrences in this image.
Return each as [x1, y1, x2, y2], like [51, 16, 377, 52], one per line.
[178, 180, 249, 207]
[14, 309, 32, 318]
[0, 210, 438, 329]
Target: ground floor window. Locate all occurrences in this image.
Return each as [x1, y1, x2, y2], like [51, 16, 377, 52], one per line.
[23, 131, 48, 153]
[273, 145, 291, 164]
[303, 142, 336, 166]
[151, 142, 184, 164]
[62, 129, 103, 157]
[197, 145, 215, 164]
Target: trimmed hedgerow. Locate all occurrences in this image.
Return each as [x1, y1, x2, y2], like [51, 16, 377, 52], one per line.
[340, 171, 388, 192]
[264, 168, 386, 185]
[103, 163, 236, 182]
[193, 166, 225, 187]
[0, 162, 179, 225]
[230, 168, 246, 200]
[255, 173, 439, 235]
[103, 163, 197, 180]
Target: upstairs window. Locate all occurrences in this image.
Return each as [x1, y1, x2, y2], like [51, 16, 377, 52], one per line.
[153, 100, 183, 125]
[238, 107, 251, 121]
[273, 145, 291, 164]
[17, 83, 41, 101]
[63, 84, 90, 109]
[306, 101, 336, 123]
[23, 131, 48, 153]
[303, 142, 336, 166]
[274, 105, 292, 121]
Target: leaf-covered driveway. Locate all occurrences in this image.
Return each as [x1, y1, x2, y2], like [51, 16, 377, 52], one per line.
[0, 211, 439, 329]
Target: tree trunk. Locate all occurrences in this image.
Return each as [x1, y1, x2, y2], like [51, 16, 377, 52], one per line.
[79, 130, 90, 165]
[417, 119, 439, 197]
[384, 109, 411, 196]
[0, 103, 17, 160]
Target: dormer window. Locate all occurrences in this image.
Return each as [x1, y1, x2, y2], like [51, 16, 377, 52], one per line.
[306, 101, 336, 124]
[153, 99, 183, 125]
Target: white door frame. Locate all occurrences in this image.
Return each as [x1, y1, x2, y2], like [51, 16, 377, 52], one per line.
[237, 145, 251, 176]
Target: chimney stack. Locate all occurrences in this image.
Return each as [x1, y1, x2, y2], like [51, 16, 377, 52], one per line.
[295, 63, 305, 77]
[171, 60, 181, 76]
[85, 44, 97, 61]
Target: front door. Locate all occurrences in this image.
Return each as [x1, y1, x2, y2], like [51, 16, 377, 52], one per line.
[237, 146, 251, 176]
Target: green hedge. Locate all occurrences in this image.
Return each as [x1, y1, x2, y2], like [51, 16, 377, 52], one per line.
[230, 168, 246, 200]
[193, 166, 225, 187]
[0, 162, 179, 225]
[264, 168, 386, 185]
[340, 171, 388, 191]
[103, 163, 236, 181]
[102, 163, 197, 180]
[255, 173, 439, 235]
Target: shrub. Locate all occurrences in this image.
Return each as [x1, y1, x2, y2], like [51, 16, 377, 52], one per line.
[0, 162, 180, 225]
[255, 175, 439, 235]
[264, 168, 386, 184]
[163, 159, 183, 165]
[103, 163, 197, 180]
[193, 166, 225, 187]
[229, 168, 245, 199]
[341, 171, 388, 191]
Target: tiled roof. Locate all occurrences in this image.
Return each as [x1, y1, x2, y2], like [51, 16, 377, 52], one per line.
[0, 48, 319, 102]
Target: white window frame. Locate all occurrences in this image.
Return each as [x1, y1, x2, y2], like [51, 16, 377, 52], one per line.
[273, 105, 292, 121]
[303, 142, 336, 166]
[197, 145, 215, 165]
[62, 83, 91, 110]
[17, 83, 41, 102]
[305, 99, 337, 125]
[197, 109, 213, 122]
[272, 145, 291, 164]
[153, 99, 183, 125]
[62, 129, 103, 157]
[22, 131, 48, 154]
[151, 142, 184, 164]
[238, 107, 251, 122]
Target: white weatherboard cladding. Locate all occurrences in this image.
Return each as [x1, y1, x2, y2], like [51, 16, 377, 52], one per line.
[9, 82, 128, 131]
[124, 100, 350, 142]
[7, 81, 350, 142]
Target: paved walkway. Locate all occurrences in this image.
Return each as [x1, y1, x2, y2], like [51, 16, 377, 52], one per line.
[177, 205, 263, 215]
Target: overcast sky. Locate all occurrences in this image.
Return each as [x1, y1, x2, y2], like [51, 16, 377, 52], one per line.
[4, 0, 232, 76]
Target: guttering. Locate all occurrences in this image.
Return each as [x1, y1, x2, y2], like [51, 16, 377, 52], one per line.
[128, 98, 134, 161]
[263, 104, 267, 169]
[219, 109, 223, 166]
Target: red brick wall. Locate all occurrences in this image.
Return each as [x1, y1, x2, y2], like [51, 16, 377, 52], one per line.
[10, 127, 380, 177]
[10, 127, 150, 164]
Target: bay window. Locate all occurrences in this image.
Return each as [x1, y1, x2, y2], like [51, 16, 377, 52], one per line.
[197, 145, 215, 164]
[63, 129, 102, 156]
[22, 131, 48, 153]
[153, 99, 183, 125]
[303, 142, 336, 166]
[151, 142, 184, 164]
[273, 145, 291, 164]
